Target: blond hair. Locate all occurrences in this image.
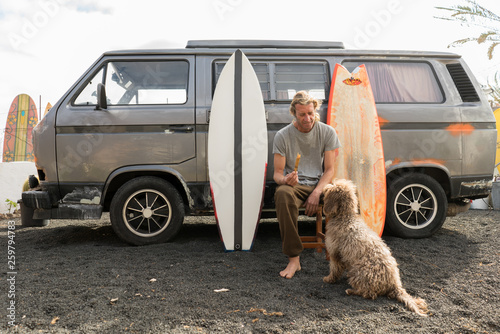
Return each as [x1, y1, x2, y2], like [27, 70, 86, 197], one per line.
[289, 91, 321, 122]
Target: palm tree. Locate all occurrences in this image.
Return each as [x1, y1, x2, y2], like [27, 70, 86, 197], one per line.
[436, 1, 500, 105]
[436, 0, 500, 59]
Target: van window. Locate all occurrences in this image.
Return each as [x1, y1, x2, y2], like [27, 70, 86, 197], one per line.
[275, 63, 328, 100]
[253, 63, 271, 100]
[215, 61, 329, 102]
[343, 61, 443, 103]
[74, 67, 104, 106]
[74, 61, 189, 106]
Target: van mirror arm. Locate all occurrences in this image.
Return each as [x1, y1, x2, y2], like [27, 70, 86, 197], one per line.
[95, 83, 108, 111]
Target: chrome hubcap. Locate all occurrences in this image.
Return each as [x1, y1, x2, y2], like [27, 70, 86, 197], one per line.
[394, 184, 437, 229]
[122, 189, 172, 237]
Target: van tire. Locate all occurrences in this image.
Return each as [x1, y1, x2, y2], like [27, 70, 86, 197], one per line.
[110, 177, 184, 245]
[385, 173, 447, 238]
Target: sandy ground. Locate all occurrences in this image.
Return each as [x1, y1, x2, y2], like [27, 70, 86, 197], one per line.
[0, 209, 499, 333]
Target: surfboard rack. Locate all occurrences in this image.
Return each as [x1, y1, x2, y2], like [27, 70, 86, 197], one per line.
[186, 40, 344, 49]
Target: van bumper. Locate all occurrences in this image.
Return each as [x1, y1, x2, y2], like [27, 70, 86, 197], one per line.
[451, 176, 493, 199]
[22, 190, 52, 209]
[22, 191, 102, 220]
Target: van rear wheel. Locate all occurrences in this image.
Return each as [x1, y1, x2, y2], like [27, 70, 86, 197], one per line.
[385, 173, 447, 238]
[110, 177, 184, 245]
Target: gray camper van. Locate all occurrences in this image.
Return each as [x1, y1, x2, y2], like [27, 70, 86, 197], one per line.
[23, 40, 497, 245]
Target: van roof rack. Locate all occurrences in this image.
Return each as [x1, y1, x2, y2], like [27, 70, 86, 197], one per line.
[186, 40, 344, 49]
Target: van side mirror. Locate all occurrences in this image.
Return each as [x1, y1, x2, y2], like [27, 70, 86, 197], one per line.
[96, 83, 108, 110]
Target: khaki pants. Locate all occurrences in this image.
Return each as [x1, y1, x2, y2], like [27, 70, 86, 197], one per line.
[274, 184, 318, 257]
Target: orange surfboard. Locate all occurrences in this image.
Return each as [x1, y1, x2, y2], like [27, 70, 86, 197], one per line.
[43, 102, 52, 118]
[2, 94, 38, 162]
[327, 64, 386, 236]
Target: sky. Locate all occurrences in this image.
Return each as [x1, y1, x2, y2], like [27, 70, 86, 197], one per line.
[1, 0, 500, 158]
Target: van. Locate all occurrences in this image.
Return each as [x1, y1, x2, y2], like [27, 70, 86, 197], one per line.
[23, 40, 497, 244]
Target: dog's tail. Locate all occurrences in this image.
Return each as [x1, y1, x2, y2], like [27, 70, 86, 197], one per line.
[390, 287, 428, 317]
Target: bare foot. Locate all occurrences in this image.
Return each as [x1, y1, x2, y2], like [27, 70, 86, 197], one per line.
[279, 256, 301, 279]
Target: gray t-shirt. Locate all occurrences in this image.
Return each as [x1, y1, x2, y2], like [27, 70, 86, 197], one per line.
[273, 121, 341, 186]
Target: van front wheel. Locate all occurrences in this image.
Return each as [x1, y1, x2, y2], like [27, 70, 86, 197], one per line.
[110, 177, 184, 245]
[385, 173, 447, 238]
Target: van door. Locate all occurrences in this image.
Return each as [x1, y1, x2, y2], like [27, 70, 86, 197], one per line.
[55, 56, 196, 199]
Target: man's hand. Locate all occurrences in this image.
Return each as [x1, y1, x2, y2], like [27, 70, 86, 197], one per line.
[304, 189, 321, 216]
[274, 153, 300, 187]
[283, 171, 299, 186]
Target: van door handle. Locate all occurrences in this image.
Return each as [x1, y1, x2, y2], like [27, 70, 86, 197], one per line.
[167, 125, 194, 133]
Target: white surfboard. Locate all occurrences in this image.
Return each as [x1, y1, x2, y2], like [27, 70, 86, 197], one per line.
[208, 49, 268, 251]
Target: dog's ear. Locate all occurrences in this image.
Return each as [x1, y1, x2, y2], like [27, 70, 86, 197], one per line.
[323, 201, 337, 217]
[322, 184, 337, 217]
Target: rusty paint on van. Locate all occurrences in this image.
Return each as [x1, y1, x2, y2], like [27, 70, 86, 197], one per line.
[446, 123, 475, 136]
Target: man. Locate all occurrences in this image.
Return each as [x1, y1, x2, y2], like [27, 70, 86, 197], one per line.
[273, 91, 341, 279]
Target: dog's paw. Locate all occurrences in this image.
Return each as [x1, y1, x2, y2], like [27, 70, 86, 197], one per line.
[323, 276, 336, 284]
[363, 292, 378, 300]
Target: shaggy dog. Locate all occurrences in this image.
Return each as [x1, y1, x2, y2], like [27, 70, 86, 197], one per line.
[322, 179, 428, 316]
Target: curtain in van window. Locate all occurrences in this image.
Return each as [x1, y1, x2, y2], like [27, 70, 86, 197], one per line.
[344, 62, 443, 103]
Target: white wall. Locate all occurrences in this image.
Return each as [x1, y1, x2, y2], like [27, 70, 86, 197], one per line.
[0, 162, 37, 213]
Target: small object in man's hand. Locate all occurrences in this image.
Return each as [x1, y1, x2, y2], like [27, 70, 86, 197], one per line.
[294, 153, 301, 172]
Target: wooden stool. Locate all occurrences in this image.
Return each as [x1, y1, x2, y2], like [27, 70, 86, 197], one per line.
[300, 206, 329, 256]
